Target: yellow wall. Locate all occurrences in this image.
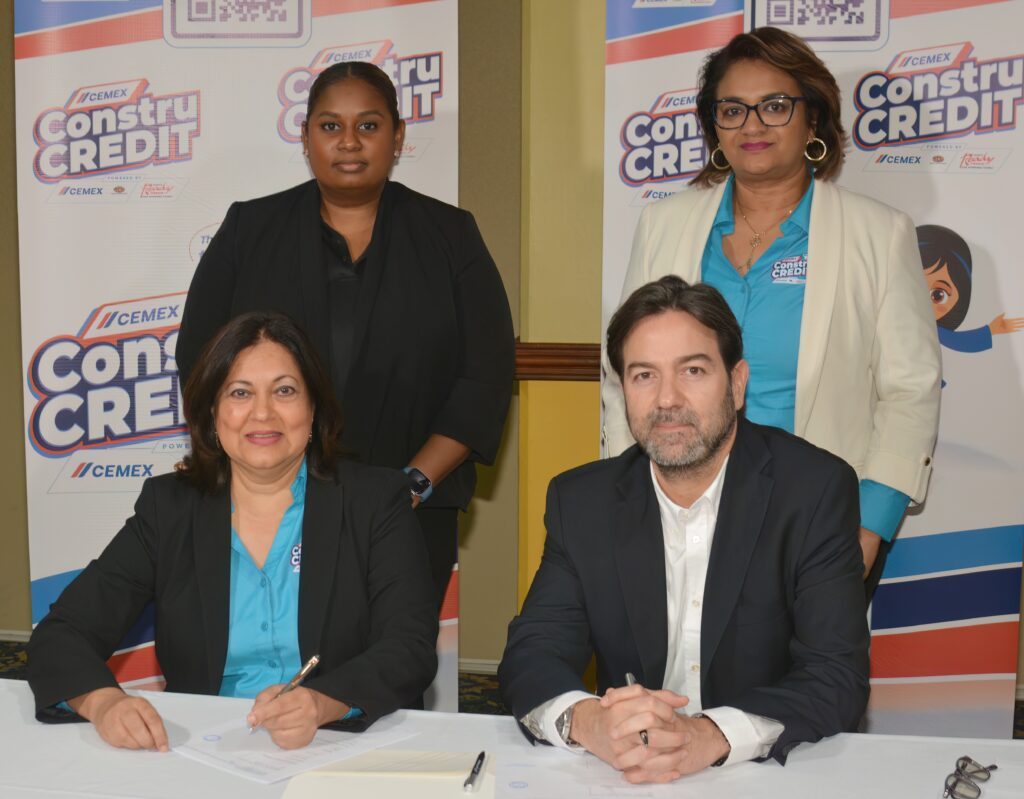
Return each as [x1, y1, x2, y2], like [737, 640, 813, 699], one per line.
[456, 0, 523, 666]
[0, 4, 31, 636]
[517, 1, 606, 604]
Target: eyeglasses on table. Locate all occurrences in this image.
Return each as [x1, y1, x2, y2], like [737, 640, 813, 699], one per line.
[943, 755, 998, 799]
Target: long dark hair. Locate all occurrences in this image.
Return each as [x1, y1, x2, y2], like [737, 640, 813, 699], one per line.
[178, 311, 343, 492]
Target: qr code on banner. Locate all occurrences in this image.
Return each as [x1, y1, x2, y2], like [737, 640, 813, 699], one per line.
[163, 0, 311, 48]
[747, 0, 889, 50]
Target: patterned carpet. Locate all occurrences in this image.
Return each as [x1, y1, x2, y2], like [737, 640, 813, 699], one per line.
[3, 642, 1020, 735]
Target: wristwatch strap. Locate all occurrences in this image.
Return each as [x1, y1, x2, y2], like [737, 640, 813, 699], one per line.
[403, 466, 433, 502]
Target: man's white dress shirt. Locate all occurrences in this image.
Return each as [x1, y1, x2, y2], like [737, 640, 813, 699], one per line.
[521, 457, 784, 765]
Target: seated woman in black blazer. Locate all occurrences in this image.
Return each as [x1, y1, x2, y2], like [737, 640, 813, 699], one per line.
[176, 61, 515, 606]
[28, 311, 438, 751]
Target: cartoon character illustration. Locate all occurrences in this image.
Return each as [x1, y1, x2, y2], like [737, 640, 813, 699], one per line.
[917, 224, 1023, 354]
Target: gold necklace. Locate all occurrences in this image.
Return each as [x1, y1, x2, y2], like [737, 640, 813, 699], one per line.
[736, 204, 794, 273]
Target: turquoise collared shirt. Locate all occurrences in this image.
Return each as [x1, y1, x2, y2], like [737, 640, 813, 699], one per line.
[701, 176, 908, 542]
[220, 461, 307, 699]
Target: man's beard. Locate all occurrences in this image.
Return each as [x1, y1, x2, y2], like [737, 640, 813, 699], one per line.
[631, 385, 737, 478]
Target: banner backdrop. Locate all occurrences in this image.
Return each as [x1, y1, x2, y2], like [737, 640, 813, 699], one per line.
[604, 0, 1023, 737]
[16, 0, 459, 710]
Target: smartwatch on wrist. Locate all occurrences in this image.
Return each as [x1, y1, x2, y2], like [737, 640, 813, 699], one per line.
[403, 466, 433, 503]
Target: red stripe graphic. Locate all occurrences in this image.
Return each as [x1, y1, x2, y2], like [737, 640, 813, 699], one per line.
[15, 0, 437, 61]
[870, 621, 1019, 679]
[890, 0, 1011, 18]
[606, 15, 743, 66]
[108, 645, 162, 685]
[439, 566, 458, 622]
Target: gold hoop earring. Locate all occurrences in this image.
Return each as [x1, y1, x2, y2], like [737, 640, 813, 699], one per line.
[710, 146, 731, 171]
[805, 137, 827, 163]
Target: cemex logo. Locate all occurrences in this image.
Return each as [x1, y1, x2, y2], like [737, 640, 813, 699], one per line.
[853, 43, 1024, 150]
[28, 293, 187, 457]
[620, 89, 706, 186]
[72, 462, 155, 479]
[33, 79, 200, 183]
[278, 40, 444, 142]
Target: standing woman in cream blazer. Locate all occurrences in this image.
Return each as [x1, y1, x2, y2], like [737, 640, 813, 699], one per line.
[602, 28, 940, 593]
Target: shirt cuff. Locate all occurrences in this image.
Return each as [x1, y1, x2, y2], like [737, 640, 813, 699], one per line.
[859, 479, 910, 542]
[520, 690, 594, 753]
[700, 706, 784, 765]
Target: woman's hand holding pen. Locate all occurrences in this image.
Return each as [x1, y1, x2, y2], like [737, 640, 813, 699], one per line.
[246, 686, 349, 749]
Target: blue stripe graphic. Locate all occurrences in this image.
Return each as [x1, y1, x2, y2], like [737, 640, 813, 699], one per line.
[606, 0, 743, 42]
[15, 1, 161, 37]
[31, 570, 156, 652]
[872, 567, 1022, 630]
[883, 525, 1024, 579]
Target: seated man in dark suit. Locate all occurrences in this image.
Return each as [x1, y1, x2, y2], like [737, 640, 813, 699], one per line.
[499, 276, 869, 784]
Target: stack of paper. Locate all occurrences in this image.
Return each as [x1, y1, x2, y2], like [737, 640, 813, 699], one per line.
[283, 750, 495, 799]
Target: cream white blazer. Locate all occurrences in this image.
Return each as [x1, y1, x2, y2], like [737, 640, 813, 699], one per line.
[602, 179, 941, 503]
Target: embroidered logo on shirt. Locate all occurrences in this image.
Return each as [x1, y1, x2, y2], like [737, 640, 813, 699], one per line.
[291, 543, 302, 573]
[770, 255, 808, 284]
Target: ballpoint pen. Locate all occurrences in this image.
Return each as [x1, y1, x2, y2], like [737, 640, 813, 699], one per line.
[463, 750, 486, 793]
[624, 672, 649, 746]
[248, 654, 320, 733]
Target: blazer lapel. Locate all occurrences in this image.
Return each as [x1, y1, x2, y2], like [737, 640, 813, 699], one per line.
[296, 180, 332, 366]
[700, 421, 774, 684]
[298, 474, 341, 662]
[670, 181, 727, 284]
[192, 488, 232, 692]
[795, 179, 841, 436]
[613, 452, 669, 688]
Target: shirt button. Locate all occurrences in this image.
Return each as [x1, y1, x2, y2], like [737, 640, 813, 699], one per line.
[691, 664, 700, 673]
[691, 536, 700, 543]
[261, 621, 269, 632]
[692, 599, 701, 608]
[260, 578, 267, 588]
[268, 660, 277, 668]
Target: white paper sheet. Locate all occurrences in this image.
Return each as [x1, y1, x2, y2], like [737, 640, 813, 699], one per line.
[173, 719, 418, 784]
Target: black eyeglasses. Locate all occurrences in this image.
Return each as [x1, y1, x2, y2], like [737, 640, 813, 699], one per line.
[943, 756, 998, 799]
[712, 95, 806, 129]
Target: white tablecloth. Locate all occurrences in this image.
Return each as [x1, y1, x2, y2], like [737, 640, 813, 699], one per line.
[1, 679, 1021, 798]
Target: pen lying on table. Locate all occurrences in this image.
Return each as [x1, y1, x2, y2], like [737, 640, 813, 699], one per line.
[248, 654, 320, 733]
[463, 751, 486, 792]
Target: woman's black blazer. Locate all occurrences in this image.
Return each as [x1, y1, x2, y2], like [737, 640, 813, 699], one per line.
[27, 462, 439, 729]
[175, 180, 515, 509]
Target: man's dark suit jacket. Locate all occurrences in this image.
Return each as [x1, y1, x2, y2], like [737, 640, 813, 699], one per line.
[28, 461, 438, 729]
[499, 419, 869, 764]
[175, 179, 515, 509]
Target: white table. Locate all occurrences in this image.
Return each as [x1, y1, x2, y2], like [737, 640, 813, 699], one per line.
[1, 679, 1021, 798]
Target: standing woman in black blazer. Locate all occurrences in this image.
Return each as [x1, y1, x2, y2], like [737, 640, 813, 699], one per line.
[176, 62, 515, 605]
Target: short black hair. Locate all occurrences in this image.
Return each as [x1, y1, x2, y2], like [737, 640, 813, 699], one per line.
[178, 311, 343, 492]
[607, 276, 743, 379]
